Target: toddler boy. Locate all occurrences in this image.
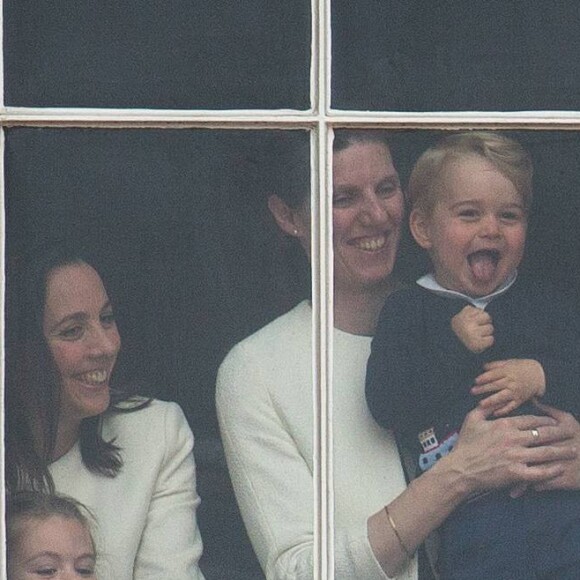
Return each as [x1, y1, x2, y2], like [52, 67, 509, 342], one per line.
[366, 132, 580, 580]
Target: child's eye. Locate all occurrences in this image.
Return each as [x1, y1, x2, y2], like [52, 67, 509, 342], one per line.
[77, 566, 96, 577]
[500, 211, 522, 221]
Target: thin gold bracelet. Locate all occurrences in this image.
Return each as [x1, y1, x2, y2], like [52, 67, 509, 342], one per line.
[384, 505, 412, 560]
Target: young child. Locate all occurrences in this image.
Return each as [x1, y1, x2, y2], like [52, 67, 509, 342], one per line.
[366, 132, 580, 579]
[7, 491, 98, 579]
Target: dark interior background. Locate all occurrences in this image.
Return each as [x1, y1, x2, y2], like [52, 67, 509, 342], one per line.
[4, 0, 311, 109]
[5, 128, 580, 578]
[332, 0, 580, 111]
[8, 1, 580, 112]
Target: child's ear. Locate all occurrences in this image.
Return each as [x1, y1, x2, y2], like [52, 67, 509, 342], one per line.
[409, 208, 433, 250]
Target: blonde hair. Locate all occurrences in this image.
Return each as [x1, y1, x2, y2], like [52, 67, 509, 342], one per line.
[408, 132, 533, 214]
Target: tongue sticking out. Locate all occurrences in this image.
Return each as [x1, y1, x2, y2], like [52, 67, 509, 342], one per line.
[468, 251, 499, 283]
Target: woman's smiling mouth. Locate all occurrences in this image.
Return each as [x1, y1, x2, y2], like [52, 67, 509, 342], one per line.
[351, 235, 387, 251]
[76, 370, 110, 386]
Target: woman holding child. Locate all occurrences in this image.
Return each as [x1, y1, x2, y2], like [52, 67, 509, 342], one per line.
[366, 132, 580, 578]
[217, 130, 580, 579]
[5, 245, 205, 580]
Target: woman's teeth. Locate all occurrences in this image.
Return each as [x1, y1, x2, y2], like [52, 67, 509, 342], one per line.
[354, 236, 386, 251]
[80, 370, 108, 385]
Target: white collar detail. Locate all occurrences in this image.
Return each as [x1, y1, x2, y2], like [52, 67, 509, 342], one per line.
[416, 271, 517, 310]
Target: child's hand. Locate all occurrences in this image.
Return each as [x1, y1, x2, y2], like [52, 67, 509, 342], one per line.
[451, 305, 494, 353]
[471, 359, 546, 416]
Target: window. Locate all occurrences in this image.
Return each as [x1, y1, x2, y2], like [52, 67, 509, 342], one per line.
[4, 2, 580, 579]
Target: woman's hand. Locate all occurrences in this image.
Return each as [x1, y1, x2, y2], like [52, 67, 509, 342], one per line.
[368, 405, 578, 578]
[530, 402, 580, 491]
[438, 405, 577, 497]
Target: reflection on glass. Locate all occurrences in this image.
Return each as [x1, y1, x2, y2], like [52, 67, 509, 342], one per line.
[5, 128, 310, 579]
[5, 2, 310, 109]
[332, 1, 580, 111]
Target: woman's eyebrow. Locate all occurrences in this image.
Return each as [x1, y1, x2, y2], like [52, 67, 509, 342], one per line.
[48, 299, 113, 334]
[378, 175, 401, 186]
[50, 312, 88, 330]
[333, 185, 358, 194]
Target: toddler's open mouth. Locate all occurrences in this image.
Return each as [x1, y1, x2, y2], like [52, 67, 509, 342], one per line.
[468, 249, 500, 283]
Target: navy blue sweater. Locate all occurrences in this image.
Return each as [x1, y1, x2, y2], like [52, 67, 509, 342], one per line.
[366, 276, 580, 472]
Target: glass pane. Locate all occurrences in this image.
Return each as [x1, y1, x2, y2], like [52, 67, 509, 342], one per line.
[332, 1, 580, 111]
[5, 1, 310, 109]
[332, 128, 580, 577]
[5, 128, 311, 579]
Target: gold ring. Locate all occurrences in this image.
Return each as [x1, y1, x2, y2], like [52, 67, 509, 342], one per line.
[531, 428, 540, 442]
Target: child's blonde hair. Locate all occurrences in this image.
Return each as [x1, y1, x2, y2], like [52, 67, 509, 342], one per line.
[408, 131, 533, 213]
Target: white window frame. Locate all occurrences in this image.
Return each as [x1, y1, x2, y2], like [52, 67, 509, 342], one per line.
[3, 1, 580, 578]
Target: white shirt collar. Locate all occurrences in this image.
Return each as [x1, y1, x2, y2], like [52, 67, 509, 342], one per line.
[416, 271, 518, 310]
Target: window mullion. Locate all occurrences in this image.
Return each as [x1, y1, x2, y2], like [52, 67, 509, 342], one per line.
[0, 128, 6, 580]
[312, 0, 334, 578]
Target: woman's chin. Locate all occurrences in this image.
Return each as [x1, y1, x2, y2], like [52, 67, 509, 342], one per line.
[335, 270, 396, 296]
[335, 248, 397, 290]
[62, 385, 111, 422]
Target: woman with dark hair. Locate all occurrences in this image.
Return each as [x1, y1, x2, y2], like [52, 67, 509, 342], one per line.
[216, 130, 580, 579]
[5, 245, 205, 580]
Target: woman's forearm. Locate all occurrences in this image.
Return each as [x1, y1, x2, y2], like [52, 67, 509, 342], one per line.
[368, 406, 578, 577]
[368, 452, 469, 577]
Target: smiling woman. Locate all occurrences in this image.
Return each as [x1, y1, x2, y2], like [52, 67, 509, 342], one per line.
[267, 131, 405, 335]
[43, 263, 121, 454]
[217, 129, 580, 580]
[331, 135, 404, 307]
[5, 244, 206, 580]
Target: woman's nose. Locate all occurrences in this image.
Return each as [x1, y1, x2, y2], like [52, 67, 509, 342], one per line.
[87, 325, 120, 357]
[359, 193, 389, 225]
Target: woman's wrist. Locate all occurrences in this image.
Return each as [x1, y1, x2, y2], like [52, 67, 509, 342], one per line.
[368, 459, 472, 576]
[384, 505, 413, 560]
[410, 456, 472, 515]
[428, 446, 480, 506]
